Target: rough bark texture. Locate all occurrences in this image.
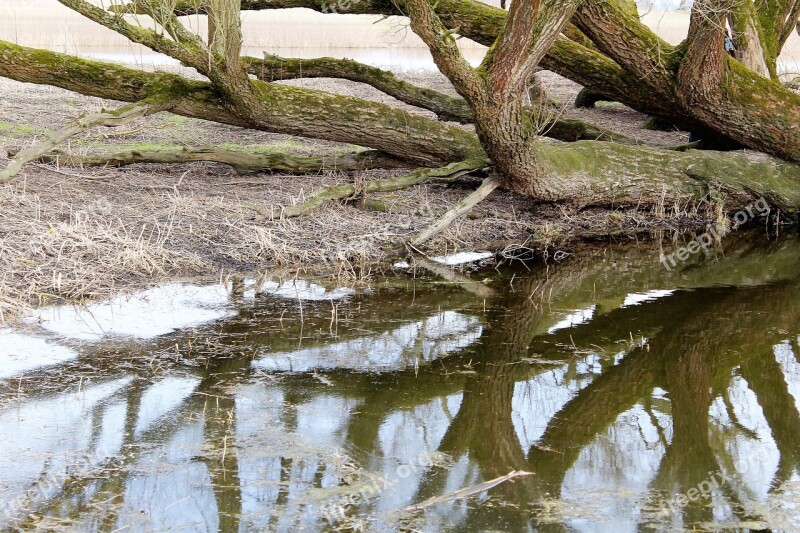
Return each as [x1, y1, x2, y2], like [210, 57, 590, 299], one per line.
[22, 147, 407, 174]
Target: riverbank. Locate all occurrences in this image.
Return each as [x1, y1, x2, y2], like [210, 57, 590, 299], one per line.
[0, 71, 741, 319]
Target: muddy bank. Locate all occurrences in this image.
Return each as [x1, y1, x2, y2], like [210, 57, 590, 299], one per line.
[0, 71, 744, 318]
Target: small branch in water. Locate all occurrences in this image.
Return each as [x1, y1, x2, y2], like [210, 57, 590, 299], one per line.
[402, 470, 534, 513]
[406, 249, 496, 299]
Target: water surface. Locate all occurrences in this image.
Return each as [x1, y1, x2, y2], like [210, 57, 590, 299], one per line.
[1, 233, 799, 531]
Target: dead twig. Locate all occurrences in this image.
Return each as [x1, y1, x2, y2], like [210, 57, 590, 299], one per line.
[410, 175, 499, 246]
[402, 470, 534, 513]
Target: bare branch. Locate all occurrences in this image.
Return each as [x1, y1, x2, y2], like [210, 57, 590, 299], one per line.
[410, 175, 499, 246]
[59, 0, 208, 71]
[128, 0, 210, 57]
[280, 159, 486, 217]
[403, 0, 484, 101]
[0, 101, 158, 184]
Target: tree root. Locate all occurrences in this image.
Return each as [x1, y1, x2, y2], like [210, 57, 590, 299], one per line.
[279, 160, 487, 218]
[0, 101, 158, 183]
[21, 147, 407, 175]
[410, 176, 501, 246]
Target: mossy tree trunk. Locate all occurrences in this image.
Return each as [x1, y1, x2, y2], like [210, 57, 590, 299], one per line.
[404, 0, 585, 198]
[190, 0, 800, 162]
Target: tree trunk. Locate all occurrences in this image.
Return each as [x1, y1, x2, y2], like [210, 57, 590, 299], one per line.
[206, 0, 800, 163]
[729, 2, 774, 78]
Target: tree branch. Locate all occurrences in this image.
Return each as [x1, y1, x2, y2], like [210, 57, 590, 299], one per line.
[23, 147, 407, 174]
[410, 176, 500, 245]
[280, 159, 486, 217]
[243, 54, 473, 123]
[0, 101, 158, 183]
[403, 0, 484, 101]
[59, 0, 209, 73]
[572, 0, 676, 98]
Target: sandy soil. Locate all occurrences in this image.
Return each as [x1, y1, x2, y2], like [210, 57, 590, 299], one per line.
[0, 70, 717, 319]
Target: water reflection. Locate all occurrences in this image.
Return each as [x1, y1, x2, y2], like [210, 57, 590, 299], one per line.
[0, 233, 799, 531]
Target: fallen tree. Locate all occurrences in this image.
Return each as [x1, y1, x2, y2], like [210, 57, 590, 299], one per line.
[168, 0, 800, 161]
[0, 0, 798, 235]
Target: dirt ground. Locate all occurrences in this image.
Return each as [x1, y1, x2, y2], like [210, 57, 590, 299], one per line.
[0, 69, 711, 319]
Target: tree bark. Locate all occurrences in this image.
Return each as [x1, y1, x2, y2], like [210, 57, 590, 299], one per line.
[190, 0, 800, 163]
[21, 147, 408, 174]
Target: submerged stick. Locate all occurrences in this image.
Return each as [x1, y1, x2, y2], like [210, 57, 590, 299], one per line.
[403, 470, 534, 512]
[408, 252, 496, 299]
[0, 101, 156, 184]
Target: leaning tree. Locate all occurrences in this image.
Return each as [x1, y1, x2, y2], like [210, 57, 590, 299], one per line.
[0, 0, 799, 237]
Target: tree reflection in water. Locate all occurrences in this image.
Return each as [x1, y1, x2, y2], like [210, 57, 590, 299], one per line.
[0, 233, 798, 531]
